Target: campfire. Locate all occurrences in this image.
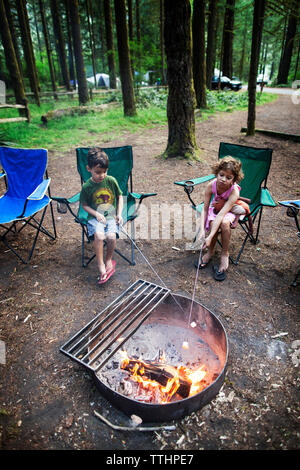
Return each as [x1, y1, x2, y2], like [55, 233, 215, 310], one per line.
[119, 350, 207, 404]
[60, 280, 228, 422]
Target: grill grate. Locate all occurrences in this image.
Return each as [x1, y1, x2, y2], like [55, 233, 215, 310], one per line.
[60, 279, 170, 372]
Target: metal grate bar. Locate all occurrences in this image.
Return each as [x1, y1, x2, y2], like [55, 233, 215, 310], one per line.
[60, 280, 170, 371]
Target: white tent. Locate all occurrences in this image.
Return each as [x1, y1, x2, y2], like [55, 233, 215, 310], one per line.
[86, 73, 120, 89]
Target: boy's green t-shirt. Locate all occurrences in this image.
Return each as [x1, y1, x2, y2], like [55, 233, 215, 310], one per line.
[80, 175, 122, 220]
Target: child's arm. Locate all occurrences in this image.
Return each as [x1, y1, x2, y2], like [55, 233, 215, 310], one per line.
[205, 186, 239, 247]
[198, 181, 213, 239]
[82, 203, 106, 223]
[116, 195, 123, 225]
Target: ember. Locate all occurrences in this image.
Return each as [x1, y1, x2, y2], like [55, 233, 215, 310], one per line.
[119, 351, 207, 404]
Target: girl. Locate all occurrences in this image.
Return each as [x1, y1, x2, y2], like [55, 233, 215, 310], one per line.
[197, 156, 244, 281]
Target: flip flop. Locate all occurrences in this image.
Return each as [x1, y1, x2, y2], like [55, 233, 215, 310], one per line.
[194, 256, 210, 270]
[98, 261, 116, 285]
[106, 260, 116, 276]
[213, 265, 226, 281]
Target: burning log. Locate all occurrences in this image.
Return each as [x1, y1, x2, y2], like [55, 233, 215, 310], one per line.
[121, 358, 192, 398]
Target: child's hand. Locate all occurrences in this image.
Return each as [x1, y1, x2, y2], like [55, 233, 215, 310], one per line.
[116, 215, 123, 226]
[96, 213, 106, 223]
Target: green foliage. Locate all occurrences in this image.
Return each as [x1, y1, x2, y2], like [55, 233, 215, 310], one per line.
[0, 89, 277, 151]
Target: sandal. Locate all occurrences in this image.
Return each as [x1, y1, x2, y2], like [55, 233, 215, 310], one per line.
[98, 260, 116, 285]
[213, 265, 226, 281]
[194, 255, 210, 270]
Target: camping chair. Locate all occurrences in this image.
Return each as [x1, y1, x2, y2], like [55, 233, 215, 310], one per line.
[278, 199, 300, 287]
[174, 142, 276, 265]
[52, 146, 156, 267]
[0, 147, 57, 263]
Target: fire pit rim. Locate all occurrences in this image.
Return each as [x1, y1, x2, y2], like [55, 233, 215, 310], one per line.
[94, 292, 229, 409]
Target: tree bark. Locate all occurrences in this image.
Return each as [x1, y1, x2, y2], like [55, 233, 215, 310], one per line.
[277, 8, 298, 84]
[206, 0, 218, 90]
[193, 0, 207, 108]
[50, 0, 71, 91]
[0, 0, 29, 119]
[159, 0, 166, 85]
[103, 0, 117, 89]
[69, 0, 89, 105]
[221, 0, 235, 78]
[64, 0, 76, 88]
[16, 0, 40, 105]
[114, 0, 136, 116]
[163, 0, 197, 159]
[4, 0, 23, 81]
[247, 0, 266, 136]
[39, 0, 57, 98]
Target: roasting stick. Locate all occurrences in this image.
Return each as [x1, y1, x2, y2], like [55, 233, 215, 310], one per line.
[119, 224, 185, 316]
[94, 410, 176, 432]
[182, 239, 204, 350]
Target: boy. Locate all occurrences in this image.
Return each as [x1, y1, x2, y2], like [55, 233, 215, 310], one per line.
[80, 148, 123, 284]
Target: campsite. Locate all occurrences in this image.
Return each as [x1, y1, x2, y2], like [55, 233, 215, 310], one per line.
[0, 0, 299, 455]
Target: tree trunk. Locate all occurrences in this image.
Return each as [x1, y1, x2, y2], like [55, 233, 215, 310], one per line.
[86, 0, 97, 88]
[0, 0, 29, 119]
[4, 0, 23, 81]
[16, 0, 40, 105]
[164, 0, 197, 159]
[64, 0, 76, 89]
[206, 0, 217, 90]
[39, 0, 57, 98]
[50, 0, 71, 91]
[159, 0, 166, 85]
[69, 0, 89, 105]
[277, 8, 298, 84]
[127, 0, 135, 79]
[221, 0, 235, 78]
[114, 0, 136, 116]
[193, 0, 207, 108]
[136, 0, 142, 76]
[103, 0, 117, 89]
[247, 0, 266, 136]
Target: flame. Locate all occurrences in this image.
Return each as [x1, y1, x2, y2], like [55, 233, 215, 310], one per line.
[119, 350, 207, 403]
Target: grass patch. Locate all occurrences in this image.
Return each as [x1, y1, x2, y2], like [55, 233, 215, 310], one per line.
[0, 89, 278, 152]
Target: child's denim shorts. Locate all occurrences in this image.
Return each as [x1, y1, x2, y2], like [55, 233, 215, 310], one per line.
[87, 217, 119, 238]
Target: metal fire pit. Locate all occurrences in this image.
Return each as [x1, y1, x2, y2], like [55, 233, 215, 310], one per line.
[60, 279, 228, 422]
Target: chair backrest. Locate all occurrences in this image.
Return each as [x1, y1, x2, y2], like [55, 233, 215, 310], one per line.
[76, 146, 134, 222]
[0, 147, 47, 199]
[218, 142, 273, 210]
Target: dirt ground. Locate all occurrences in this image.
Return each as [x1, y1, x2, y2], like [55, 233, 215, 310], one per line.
[0, 93, 299, 453]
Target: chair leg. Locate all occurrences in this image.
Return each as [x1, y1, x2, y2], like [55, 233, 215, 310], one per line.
[291, 269, 300, 287]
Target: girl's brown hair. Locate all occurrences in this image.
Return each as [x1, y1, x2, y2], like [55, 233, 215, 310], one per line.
[212, 156, 244, 183]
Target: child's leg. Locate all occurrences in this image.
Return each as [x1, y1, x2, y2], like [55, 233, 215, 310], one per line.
[104, 218, 119, 272]
[230, 204, 246, 229]
[105, 232, 116, 271]
[94, 231, 106, 279]
[219, 219, 231, 272]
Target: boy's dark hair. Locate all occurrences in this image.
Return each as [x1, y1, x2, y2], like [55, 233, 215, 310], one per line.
[87, 148, 109, 169]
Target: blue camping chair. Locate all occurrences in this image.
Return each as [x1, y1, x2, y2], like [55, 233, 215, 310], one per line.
[0, 147, 57, 263]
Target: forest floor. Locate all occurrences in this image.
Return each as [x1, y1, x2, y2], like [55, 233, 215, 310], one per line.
[0, 92, 299, 454]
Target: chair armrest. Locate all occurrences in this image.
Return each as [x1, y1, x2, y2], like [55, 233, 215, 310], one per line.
[174, 174, 214, 187]
[129, 192, 157, 200]
[28, 178, 50, 200]
[260, 188, 277, 207]
[51, 193, 80, 205]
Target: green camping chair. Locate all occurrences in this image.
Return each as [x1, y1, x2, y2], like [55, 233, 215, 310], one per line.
[174, 142, 276, 265]
[52, 146, 156, 267]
